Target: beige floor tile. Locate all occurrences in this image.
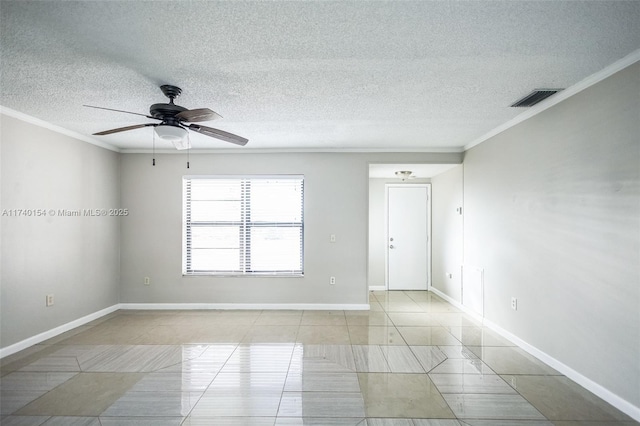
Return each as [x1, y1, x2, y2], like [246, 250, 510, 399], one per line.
[1, 346, 69, 377]
[289, 344, 356, 373]
[431, 313, 482, 328]
[396, 326, 460, 346]
[186, 325, 252, 344]
[358, 372, 455, 419]
[379, 346, 424, 373]
[348, 326, 405, 345]
[468, 346, 560, 376]
[36, 416, 101, 425]
[501, 375, 636, 422]
[551, 422, 638, 426]
[369, 302, 385, 312]
[220, 344, 294, 373]
[0, 371, 77, 392]
[301, 313, 347, 326]
[372, 292, 414, 303]
[446, 326, 514, 347]
[415, 301, 462, 313]
[387, 313, 440, 327]
[296, 326, 351, 344]
[255, 312, 303, 326]
[183, 417, 275, 425]
[39, 326, 95, 345]
[99, 313, 169, 327]
[1, 389, 50, 415]
[100, 417, 184, 425]
[16, 372, 143, 416]
[59, 324, 152, 345]
[242, 325, 299, 343]
[345, 312, 393, 326]
[429, 373, 517, 394]
[442, 393, 546, 420]
[203, 311, 262, 325]
[378, 301, 424, 313]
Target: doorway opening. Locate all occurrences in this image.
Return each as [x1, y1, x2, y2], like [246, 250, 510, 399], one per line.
[368, 164, 457, 291]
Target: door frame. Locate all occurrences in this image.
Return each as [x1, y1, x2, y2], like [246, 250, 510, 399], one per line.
[385, 183, 432, 290]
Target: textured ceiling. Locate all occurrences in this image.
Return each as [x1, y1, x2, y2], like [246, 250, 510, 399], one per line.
[1, 1, 639, 152]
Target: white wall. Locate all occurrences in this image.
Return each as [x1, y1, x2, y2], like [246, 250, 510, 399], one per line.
[368, 177, 430, 289]
[119, 152, 459, 306]
[431, 165, 463, 300]
[462, 63, 640, 408]
[0, 114, 121, 348]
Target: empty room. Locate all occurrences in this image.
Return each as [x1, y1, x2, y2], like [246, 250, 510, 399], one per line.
[1, 1, 639, 425]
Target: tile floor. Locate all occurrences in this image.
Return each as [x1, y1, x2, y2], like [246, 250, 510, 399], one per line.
[1, 290, 637, 425]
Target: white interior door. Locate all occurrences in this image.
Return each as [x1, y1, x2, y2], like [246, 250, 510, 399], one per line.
[387, 185, 430, 290]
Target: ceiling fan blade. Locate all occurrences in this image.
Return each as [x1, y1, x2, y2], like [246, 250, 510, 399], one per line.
[84, 105, 158, 120]
[188, 124, 248, 146]
[176, 108, 222, 123]
[93, 123, 157, 136]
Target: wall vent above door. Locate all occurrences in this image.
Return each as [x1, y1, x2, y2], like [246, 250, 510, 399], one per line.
[510, 89, 563, 107]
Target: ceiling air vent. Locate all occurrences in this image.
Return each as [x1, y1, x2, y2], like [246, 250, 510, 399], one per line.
[510, 89, 563, 107]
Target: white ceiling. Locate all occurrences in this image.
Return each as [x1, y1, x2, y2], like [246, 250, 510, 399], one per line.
[1, 1, 639, 152]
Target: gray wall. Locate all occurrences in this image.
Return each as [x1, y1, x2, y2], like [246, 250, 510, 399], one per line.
[431, 165, 463, 300]
[119, 152, 459, 305]
[1, 114, 121, 348]
[461, 63, 640, 406]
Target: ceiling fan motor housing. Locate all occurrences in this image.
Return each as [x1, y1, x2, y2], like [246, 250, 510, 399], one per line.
[151, 85, 187, 122]
[150, 103, 187, 121]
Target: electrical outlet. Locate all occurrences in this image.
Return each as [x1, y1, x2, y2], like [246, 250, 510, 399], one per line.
[330, 234, 336, 243]
[511, 297, 518, 311]
[144, 277, 150, 286]
[46, 294, 54, 307]
[330, 276, 336, 285]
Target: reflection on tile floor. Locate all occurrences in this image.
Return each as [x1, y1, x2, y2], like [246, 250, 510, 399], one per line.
[1, 291, 637, 425]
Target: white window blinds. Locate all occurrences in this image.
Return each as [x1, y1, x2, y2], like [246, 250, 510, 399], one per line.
[183, 176, 304, 276]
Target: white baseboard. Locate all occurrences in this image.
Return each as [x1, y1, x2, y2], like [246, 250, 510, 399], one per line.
[0, 304, 120, 359]
[428, 285, 640, 422]
[120, 303, 370, 311]
[428, 285, 463, 308]
[368, 286, 387, 292]
[482, 317, 640, 422]
[0, 302, 370, 359]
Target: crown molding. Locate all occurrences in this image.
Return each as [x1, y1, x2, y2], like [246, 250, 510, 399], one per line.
[120, 146, 465, 154]
[0, 106, 121, 153]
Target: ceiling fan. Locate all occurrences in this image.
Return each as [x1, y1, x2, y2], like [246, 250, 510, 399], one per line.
[85, 85, 248, 149]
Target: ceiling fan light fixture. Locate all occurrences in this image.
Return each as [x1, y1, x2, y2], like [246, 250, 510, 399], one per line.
[171, 137, 192, 151]
[154, 124, 188, 142]
[395, 170, 413, 181]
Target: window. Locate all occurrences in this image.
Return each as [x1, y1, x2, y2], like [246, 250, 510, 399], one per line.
[183, 176, 304, 276]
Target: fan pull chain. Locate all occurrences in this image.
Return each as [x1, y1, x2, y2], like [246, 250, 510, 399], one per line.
[152, 128, 156, 166]
[186, 132, 191, 169]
